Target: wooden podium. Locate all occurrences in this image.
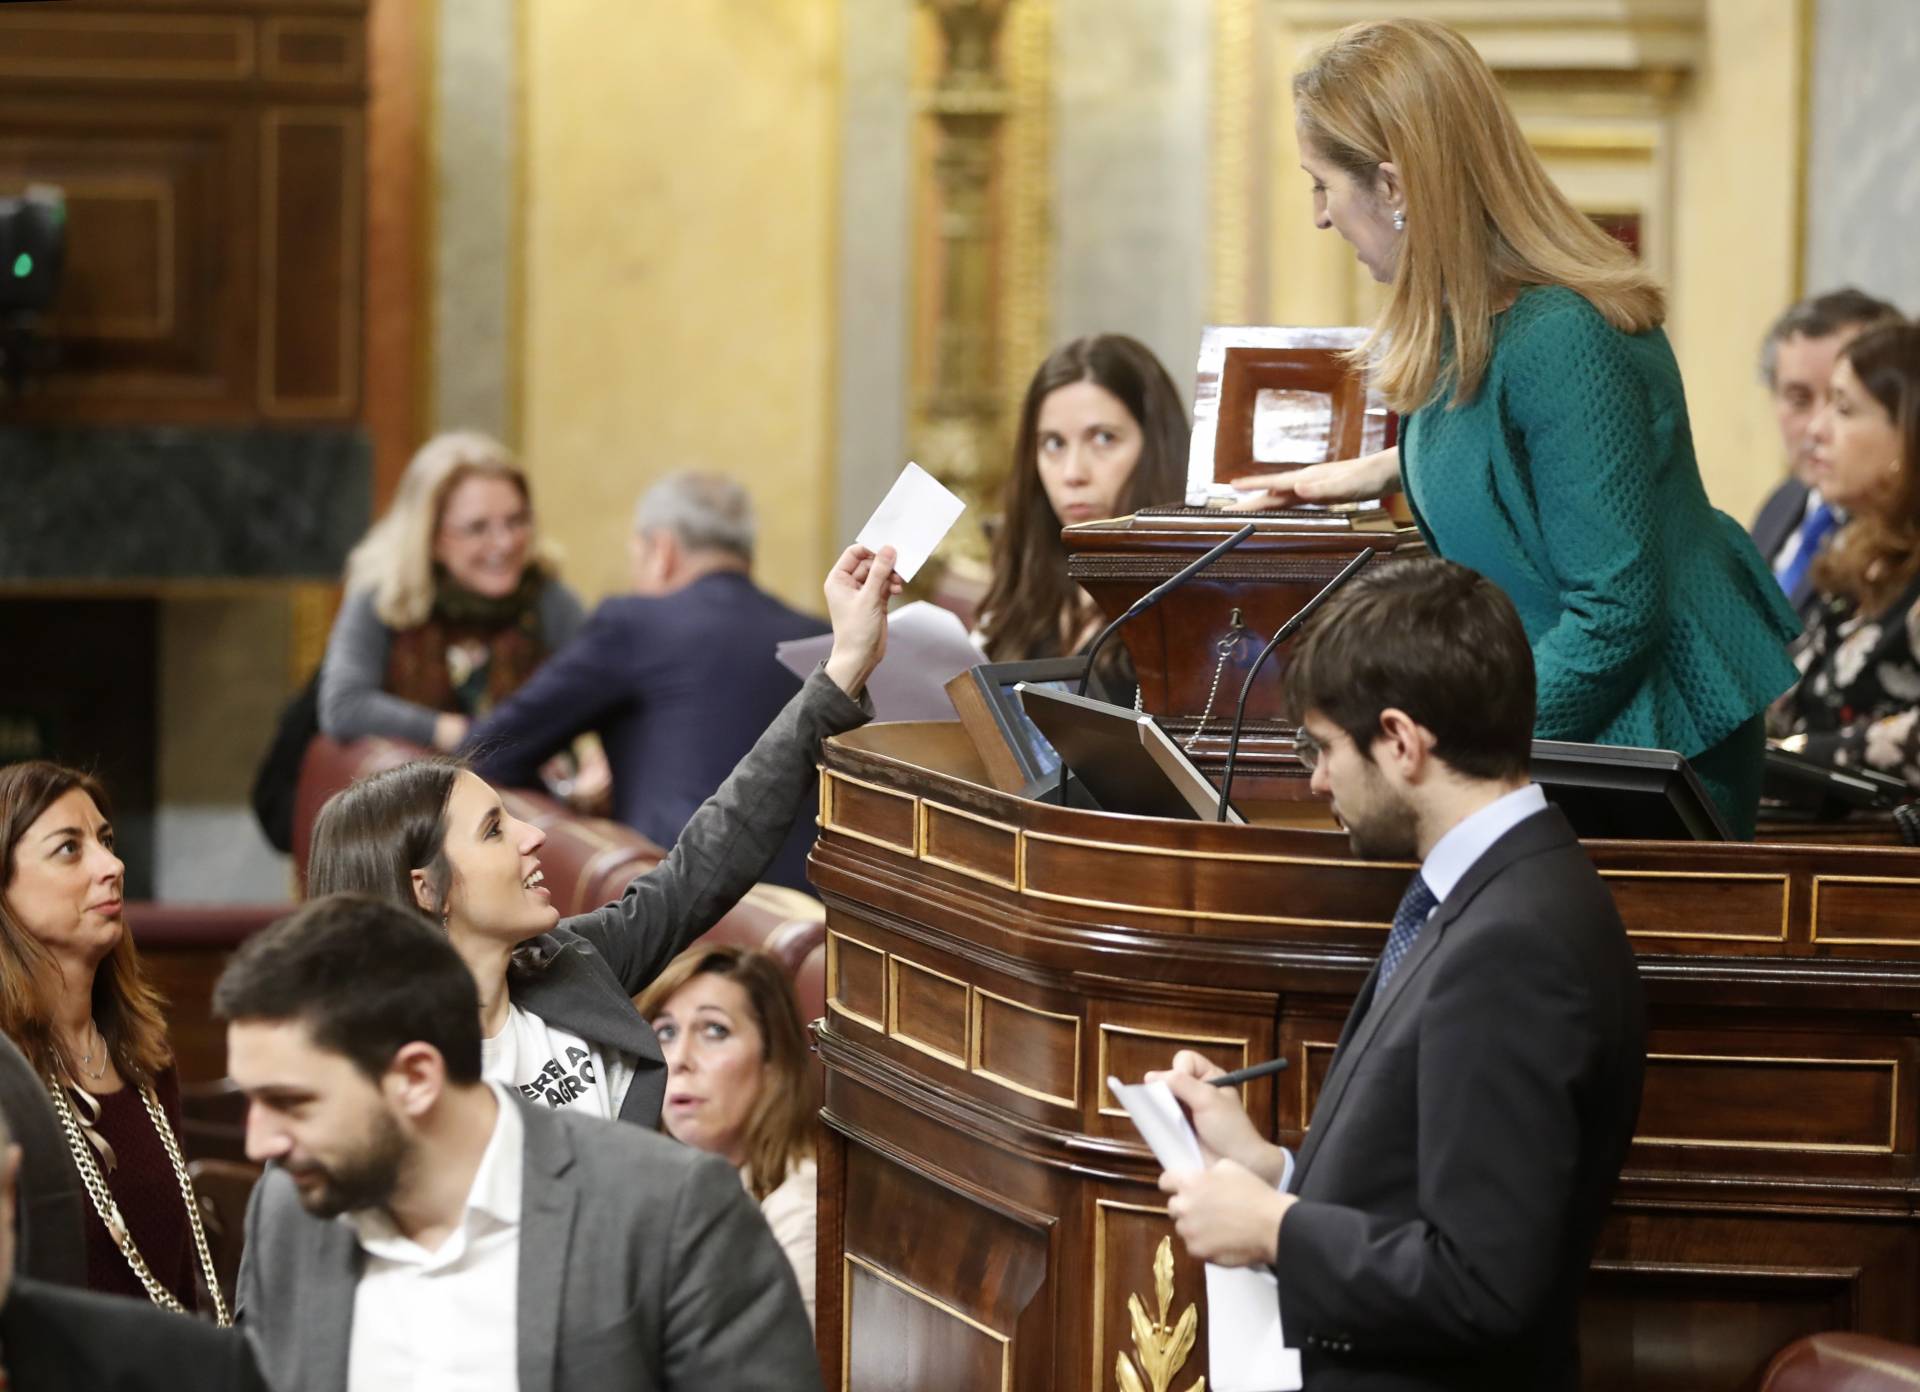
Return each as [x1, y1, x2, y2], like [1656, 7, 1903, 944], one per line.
[812, 330, 1920, 1391]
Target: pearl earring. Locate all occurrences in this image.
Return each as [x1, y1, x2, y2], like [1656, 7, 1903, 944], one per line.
[1392, 209, 1406, 232]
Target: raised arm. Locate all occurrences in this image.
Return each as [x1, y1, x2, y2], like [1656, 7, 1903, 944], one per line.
[561, 545, 897, 990]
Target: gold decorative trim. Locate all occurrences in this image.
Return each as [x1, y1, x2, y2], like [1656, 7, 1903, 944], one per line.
[886, 953, 971, 1068]
[1092, 1200, 1174, 1392]
[1024, 827, 1413, 872]
[1209, 0, 1257, 322]
[998, 0, 1052, 427]
[825, 931, 887, 1033]
[1636, 1053, 1899, 1154]
[1116, 1238, 1204, 1392]
[1598, 869, 1791, 943]
[1298, 1039, 1339, 1129]
[1025, 881, 1391, 931]
[921, 800, 1022, 891]
[29, 176, 177, 340]
[258, 106, 364, 419]
[820, 770, 921, 856]
[0, 12, 256, 82]
[262, 16, 365, 85]
[843, 1253, 1012, 1392]
[970, 986, 1081, 1108]
[1810, 874, 1920, 946]
[1525, 127, 1661, 157]
[1098, 1024, 1250, 1117]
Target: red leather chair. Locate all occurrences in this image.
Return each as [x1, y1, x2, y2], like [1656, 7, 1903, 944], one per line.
[1760, 1334, 1920, 1392]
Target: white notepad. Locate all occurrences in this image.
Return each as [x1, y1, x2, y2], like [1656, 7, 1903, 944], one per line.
[1107, 1076, 1304, 1392]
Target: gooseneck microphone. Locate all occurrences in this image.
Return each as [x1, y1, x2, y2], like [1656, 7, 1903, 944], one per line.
[1055, 523, 1258, 807]
[1215, 546, 1376, 822]
[1074, 523, 1258, 700]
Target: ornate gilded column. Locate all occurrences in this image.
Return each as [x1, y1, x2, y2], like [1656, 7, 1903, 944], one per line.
[915, 0, 1012, 563]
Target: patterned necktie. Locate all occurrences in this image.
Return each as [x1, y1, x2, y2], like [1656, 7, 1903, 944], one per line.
[1777, 500, 1838, 605]
[1374, 872, 1438, 1003]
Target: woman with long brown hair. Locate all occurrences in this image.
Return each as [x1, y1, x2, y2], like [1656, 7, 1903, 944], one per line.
[636, 945, 819, 1325]
[1772, 323, 1920, 780]
[0, 762, 225, 1321]
[978, 334, 1189, 699]
[1236, 17, 1800, 836]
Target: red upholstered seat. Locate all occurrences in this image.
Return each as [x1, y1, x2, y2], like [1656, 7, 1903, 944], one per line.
[1760, 1334, 1920, 1392]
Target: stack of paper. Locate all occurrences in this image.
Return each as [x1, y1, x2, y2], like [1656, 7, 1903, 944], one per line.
[1107, 1076, 1303, 1392]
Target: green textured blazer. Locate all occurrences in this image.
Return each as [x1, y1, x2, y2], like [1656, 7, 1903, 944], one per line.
[1401, 286, 1801, 760]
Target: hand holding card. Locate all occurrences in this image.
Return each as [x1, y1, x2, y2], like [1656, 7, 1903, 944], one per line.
[856, 462, 966, 582]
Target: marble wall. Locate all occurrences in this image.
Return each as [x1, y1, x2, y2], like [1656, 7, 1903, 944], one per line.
[1805, 0, 1920, 313]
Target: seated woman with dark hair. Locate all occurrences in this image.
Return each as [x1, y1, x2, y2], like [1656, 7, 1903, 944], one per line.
[0, 762, 225, 1321]
[978, 334, 1191, 701]
[1772, 322, 1920, 782]
[303, 544, 894, 1138]
[636, 945, 818, 1326]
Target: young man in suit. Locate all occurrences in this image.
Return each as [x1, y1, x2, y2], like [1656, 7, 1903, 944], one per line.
[463, 472, 830, 892]
[220, 893, 819, 1392]
[1155, 557, 1647, 1392]
[1750, 289, 1902, 617]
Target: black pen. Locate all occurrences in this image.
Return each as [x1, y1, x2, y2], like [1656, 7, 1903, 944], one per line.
[1208, 1056, 1290, 1087]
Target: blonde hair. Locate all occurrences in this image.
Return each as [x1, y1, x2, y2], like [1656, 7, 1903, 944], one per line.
[1293, 18, 1665, 411]
[635, 945, 814, 1201]
[343, 431, 555, 628]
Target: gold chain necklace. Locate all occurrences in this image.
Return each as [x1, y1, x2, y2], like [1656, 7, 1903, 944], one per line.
[45, 1075, 231, 1327]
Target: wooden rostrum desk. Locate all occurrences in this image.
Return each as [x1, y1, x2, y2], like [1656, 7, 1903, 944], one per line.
[810, 524, 1920, 1392]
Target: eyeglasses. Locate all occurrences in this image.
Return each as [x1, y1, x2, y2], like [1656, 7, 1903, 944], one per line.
[1293, 729, 1323, 770]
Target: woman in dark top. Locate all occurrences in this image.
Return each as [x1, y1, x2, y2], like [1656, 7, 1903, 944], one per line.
[977, 335, 1190, 703]
[1772, 322, 1920, 782]
[0, 762, 221, 1320]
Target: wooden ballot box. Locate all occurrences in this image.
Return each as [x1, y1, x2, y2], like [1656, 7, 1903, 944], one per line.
[812, 331, 1920, 1392]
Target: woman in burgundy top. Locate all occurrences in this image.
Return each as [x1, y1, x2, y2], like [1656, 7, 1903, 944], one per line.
[0, 762, 222, 1321]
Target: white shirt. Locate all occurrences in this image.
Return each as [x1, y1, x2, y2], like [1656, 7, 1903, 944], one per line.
[481, 1002, 634, 1119]
[1419, 783, 1549, 906]
[754, 1158, 817, 1329]
[344, 1082, 524, 1392]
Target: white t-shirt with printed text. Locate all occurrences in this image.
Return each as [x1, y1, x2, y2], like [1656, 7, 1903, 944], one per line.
[480, 1002, 636, 1120]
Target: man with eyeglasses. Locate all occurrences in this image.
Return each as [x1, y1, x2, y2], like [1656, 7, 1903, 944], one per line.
[1152, 556, 1647, 1392]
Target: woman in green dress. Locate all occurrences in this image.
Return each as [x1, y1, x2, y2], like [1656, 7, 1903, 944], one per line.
[1237, 17, 1800, 837]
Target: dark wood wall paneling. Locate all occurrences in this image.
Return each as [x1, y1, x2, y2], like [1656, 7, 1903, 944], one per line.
[0, 0, 368, 425]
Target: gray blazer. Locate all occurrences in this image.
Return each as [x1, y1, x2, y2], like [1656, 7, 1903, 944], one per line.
[509, 666, 870, 1129]
[237, 1095, 823, 1392]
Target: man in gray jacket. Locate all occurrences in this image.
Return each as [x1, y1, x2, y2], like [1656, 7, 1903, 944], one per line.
[222, 894, 820, 1392]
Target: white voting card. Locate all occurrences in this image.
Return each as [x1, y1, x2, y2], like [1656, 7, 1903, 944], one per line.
[1108, 1076, 1304, 1392]
[855, 461, 965, 582]
[775, 601, 986, 723]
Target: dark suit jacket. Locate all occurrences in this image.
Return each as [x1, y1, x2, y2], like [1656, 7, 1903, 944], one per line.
[0, 1276, 267, 1391]
[0, 1033, 86, 1288]
[1750, 475, 1810, 573]
[466, 571, 830, 891]
[237, 1094, 821, 1392]
[1275, 808, 1647, 1392]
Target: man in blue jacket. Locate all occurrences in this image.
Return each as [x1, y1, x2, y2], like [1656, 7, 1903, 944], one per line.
[465, 473, 828, 892]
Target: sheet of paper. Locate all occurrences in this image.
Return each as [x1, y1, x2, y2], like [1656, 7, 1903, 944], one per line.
[855, 461, 966, 582]
[775, 601, 986, 724]
[1108, 1077, 1303, 1392]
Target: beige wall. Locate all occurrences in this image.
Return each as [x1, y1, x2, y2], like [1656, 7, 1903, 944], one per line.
[520, 2, 841, 612]
[1667, 0, 1805, 525]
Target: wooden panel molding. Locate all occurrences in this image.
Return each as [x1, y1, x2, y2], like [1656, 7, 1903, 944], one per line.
[1637, 1053, 1901, 1154]
[972, 988, 1080, 1109]
[262, 15, 364, 85]
[0, 12, 255, 83]
[259, 106, 362, 417]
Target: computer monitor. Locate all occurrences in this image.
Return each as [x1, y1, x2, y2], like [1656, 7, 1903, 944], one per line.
[1015, 684, 1245, 823]
[1530, 739, 1729, 841]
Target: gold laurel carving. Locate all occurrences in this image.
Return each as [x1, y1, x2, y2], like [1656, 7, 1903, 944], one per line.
[1115, 1237, 1205, 1392]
